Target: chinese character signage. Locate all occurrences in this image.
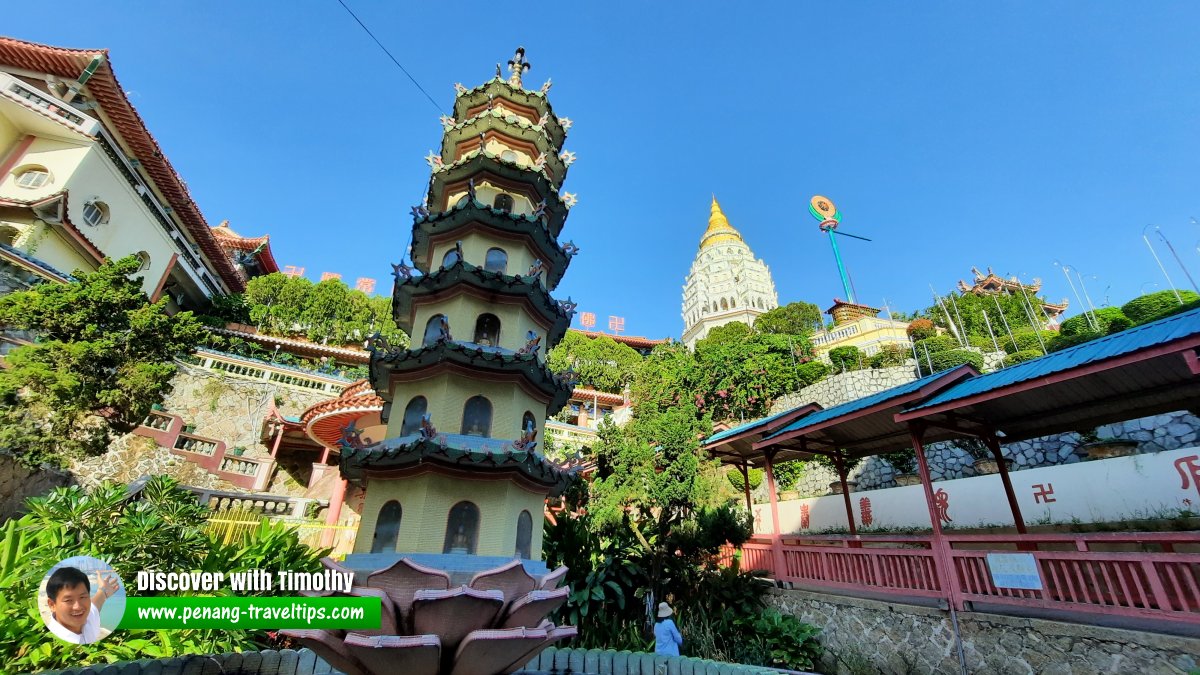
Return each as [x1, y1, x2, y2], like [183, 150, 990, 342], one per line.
[354, 277, 377, 293]
[320, 272, 342, 282]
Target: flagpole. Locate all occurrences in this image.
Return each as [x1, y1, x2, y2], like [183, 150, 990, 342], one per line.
[1142, 225, 1184, 304]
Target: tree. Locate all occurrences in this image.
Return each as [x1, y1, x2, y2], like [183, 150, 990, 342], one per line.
[547, 331, 643, 393]
[753, 302, 823, 336]
[0, 256, 205, 466]
[691, 328, 819, 422]
[828, 345, 863, 372]
[240, 272, 407, 348]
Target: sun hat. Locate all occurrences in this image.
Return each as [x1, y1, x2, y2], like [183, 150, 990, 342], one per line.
[657, 602, 673, 618]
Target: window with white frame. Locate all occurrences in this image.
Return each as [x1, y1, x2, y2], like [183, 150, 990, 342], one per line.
[15, 168, 49, 189]
[82, 201, 109, 226]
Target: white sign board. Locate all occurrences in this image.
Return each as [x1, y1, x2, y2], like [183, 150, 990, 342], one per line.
[986, 553, 1043, 590]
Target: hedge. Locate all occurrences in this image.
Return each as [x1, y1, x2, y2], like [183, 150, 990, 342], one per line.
[913, 335, 957, 356]
[919, 348, 984, 376]
[1002, 349, 1043, 367]
[828, 345, 863, 371]
[1135, 296, 1200, 325]
[1047, 330, 1102, 353]
[869, 344, 909, 368]
[727, 467, 763, 492]
[1003, 329, 1055, 355]
[1059, 306, 1128, 337]
[1121, 289, 1200, 324]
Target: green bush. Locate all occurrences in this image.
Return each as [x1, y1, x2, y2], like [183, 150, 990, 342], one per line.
[1142, 297, 1200, 323]
[1059, 307, 1128, 336]
[967, 335, 996, 350]
[906, 319, 936, 341]
[1047, 330, 1102, 353]
[771, 461, 805, 492]
[828, 345, 863, 371]
[1003, 329, 1054, 355]
[726, 467, 763, 492]
[795, 360, 831, 387]
[913, 334, 957, 356]
[919, 348, 984, 376]
[1106, 316, 1134, 334]
[1002, 349, 1043, 367]
[1121, 289, 1200, 324]
[868, 344, 908, 368]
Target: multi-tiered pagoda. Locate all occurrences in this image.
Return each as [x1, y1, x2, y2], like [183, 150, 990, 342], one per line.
[343, 48, 578, 580]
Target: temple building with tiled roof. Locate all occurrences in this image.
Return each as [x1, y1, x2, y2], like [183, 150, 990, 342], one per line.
[958, 266, 1069, 324]
[211, 220, 279, 282]
[0, 36, 245, 309]
[681, 197, 778, 348]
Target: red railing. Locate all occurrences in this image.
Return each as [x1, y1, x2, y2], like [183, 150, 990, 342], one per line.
[942, 533, 1200, 623]
[722, 532, 1200, 626]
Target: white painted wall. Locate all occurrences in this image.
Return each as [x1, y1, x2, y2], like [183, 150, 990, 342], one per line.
[754, 447, 1200, 533]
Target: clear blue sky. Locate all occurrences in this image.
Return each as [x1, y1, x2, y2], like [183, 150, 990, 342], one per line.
[8, 2, 1200, 339]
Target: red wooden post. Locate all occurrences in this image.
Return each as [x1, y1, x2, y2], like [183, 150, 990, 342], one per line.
[762, 450, 787, 581]
[740, 461, 753, 513]
[834, 454, 859, 538]
[270, 423, 285, 459]
[909, 422, 965, 610]
[319, 446, 331, 465]
[983, 433, 1026, 534]
[320, 479, 347, 549]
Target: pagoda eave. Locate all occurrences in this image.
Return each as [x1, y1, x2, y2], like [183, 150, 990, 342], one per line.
[427, 154, 566, 218]
[391, 262, 572, 342]
[369, 341, 573, 412]
[453, 79, 566, 145]
[440, 115, 567, 181]
[341, 436, 575, 494]
[411, 202, 569, 283]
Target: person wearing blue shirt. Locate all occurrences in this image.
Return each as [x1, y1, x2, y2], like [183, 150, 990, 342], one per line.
[653, 602, 683, 656]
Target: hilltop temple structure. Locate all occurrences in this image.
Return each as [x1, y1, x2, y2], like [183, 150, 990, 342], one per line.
[958, 266, 1069, 325]
[681, 197, 778, 348]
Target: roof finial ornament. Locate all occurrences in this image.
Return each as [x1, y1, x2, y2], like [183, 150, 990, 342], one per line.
[507, 46, 531, 87]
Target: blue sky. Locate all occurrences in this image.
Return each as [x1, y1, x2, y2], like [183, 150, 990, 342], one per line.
[7, 2, 1200, 339]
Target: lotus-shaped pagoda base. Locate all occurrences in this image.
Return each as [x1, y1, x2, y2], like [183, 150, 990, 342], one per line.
[283, 557, 573, 675]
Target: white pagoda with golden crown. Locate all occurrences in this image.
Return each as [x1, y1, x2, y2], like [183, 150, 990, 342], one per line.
[681, 197, 778, 348]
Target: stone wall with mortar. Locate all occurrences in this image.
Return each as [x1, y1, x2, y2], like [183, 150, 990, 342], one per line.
[71, 434, 230, 491]
[0, 452, 73, 520]
[768, 588, 1199, 675]
[762, 368, 1200, 497]
[71, 362, 335, 495]
[154, 361, 331, 459]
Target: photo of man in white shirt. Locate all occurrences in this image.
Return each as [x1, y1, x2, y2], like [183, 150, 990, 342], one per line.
[44, 565, 119, 645]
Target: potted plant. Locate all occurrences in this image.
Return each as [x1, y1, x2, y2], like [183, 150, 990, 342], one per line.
[811, 455, 860, 493]
[183, 424, 196, 434]
[151, 403, 164, 412]
[231, 446, 247, 457]
[882, 449, 921, 486]
[959, 438, 1011, 475]
[1077, 428, 1138, 460]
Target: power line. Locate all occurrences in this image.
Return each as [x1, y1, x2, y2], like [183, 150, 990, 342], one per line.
[333, 0, 447, 114]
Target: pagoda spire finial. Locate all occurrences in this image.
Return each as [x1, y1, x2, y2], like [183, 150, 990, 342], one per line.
[700, 195, 743, 250]
[507, 46, 531, 87]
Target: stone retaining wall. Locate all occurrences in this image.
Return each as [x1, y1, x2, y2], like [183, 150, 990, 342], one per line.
[0, 452, 73, 520]
[768, 588, 1199, 674]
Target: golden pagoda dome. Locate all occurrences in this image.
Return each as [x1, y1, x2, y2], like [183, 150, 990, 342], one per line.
[699, 196, 745, 250]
